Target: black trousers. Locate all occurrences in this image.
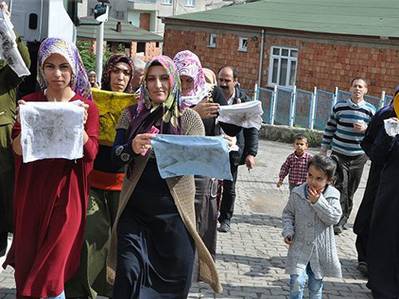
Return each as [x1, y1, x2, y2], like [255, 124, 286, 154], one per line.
[218, 163, 239, 223]
[332, 152, 367, 228]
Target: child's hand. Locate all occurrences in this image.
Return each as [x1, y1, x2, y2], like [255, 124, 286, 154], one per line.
[277, 180, 283, 188]
[284, 235, 293, 245]
[308, 186, 321, 203]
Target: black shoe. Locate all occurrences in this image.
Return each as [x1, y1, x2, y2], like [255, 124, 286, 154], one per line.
[218, 221, 231, 233]
[334, 225, 343, 235]
[357, 261, 368, 277]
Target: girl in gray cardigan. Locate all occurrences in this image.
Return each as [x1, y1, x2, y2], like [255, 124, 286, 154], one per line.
[282, 155, 342, 299]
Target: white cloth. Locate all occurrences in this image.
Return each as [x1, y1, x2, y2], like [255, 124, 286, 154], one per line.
[0, 9, 30, 77]
[179, 86, 209, 107]
[384, 118, 399, 137]
[20, 101, 85, 163]
[217, 100, 263, 130]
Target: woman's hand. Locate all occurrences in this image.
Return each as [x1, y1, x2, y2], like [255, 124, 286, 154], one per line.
[132, 133, 155, 155]
[192, 99, 220, 119]
[15, 100, 26, 123]
[79, 102, 89, 124]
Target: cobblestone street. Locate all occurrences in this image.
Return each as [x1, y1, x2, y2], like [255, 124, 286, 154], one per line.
[0, 140, 372, 298]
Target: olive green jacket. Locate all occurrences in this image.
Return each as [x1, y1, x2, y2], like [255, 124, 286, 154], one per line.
[107, 108, 223, 293]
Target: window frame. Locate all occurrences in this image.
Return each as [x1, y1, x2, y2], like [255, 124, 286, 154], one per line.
[161, 0, 172, 5]
[208, 33, 216, 48]
[238, 37, 248, 52]
[184, 0, 195, 7]
[268, 46, 298, 87]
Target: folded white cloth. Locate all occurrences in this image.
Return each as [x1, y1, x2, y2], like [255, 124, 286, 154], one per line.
[217, 100, 263, 130]
[384, 118, 399, 137]
[20, 101, 85, 163]
[0, 9, 30, 77]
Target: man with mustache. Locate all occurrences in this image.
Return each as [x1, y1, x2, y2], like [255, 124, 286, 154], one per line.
[217, 66, 259, 233]
[321, 77, 376, 235]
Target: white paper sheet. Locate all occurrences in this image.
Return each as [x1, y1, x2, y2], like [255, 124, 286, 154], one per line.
[217, 100, 263, 130]
[20, 101, 85, 163]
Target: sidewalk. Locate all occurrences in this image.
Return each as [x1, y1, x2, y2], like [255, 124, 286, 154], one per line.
[0, 140, 372, 298]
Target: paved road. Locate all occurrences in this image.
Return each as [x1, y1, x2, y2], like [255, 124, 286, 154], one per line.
[0, 140, 372, 298]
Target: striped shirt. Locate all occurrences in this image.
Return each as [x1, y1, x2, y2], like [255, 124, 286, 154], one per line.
[321, 99, 376, 156]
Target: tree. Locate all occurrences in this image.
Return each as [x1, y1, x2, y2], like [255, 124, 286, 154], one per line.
[77, 39, 112, 73]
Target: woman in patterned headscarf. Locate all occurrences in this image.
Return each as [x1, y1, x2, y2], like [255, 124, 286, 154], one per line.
[174, 51, 230, 261]
[3, 37, 99, 299]
[107, 55, 222, 298]
[65, 54, 135, 298]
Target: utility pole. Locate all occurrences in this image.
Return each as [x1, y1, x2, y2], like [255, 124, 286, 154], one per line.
[94, 1, 109, 82]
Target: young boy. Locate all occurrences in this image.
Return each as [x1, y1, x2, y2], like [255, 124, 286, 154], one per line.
[277, 134, 313, 192]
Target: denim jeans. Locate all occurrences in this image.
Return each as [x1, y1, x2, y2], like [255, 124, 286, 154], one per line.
[289, 264, 323, 299]
[46, 290, 65, 299]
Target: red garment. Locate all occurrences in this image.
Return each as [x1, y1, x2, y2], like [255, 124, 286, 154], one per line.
[89, 169, 125, 191]
[279, 151, 313, 185]
[2, 91, 99, 298]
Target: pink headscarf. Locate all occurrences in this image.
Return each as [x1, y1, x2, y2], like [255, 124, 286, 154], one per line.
[173, 50, 208, 107]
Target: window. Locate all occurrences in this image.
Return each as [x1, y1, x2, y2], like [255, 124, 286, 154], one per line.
[208, 33, 216, 48]
[162, 0, 172, 5]
[238, 37, 248, 52]
[268, 46, 298, 87]
[137, 42, 146, 53]
[185, 0, 195, 6]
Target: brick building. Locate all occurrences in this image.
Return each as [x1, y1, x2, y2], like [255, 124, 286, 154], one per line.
[162, 0, 399, 96]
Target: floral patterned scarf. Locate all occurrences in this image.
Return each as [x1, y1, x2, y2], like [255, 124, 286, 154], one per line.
[37, 37, 92, 100]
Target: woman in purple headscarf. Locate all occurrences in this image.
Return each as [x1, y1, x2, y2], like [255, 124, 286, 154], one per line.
[173, 50, 228, 260]
[2, 37, 99, 299]
[106, 55, 222, 298]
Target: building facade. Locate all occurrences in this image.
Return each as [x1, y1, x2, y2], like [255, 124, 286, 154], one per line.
[162, 0, 399, 96]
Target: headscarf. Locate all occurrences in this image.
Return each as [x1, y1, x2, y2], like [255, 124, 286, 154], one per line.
[203, 68, 217, 85]
[37, 37, 92, 99]
[173, 50, 208, 107]
[101, 54, 135, 93]
[128, 55, 181, 139]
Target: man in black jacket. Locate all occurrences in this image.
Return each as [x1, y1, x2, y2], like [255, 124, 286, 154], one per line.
[217, 66, 259, 232]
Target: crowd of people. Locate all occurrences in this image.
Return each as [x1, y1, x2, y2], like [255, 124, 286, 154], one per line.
[1, 1, 399, 298]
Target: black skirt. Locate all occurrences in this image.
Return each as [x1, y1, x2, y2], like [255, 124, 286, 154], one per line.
[113, 158, 195, 299]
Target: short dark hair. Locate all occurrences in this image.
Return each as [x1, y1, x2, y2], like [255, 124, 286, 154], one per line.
[217, 65, 238, 80]
[308, 154, 336, 181]
[351, 77, 368, 88]
[294, 134, 308, 143]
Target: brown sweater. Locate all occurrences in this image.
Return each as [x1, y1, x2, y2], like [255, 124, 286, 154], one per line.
[107, 108, 223, 293]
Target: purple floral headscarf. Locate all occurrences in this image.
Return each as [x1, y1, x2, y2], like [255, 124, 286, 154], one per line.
[173, 50, 208, 107]
[101, 54, 135, 93]
[37, 37, 92, 100]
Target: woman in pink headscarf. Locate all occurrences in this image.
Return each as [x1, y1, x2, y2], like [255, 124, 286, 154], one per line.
[173, 50, 228, 260]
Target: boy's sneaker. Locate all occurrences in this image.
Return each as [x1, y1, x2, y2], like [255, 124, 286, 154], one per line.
[218, 221, 231, 233]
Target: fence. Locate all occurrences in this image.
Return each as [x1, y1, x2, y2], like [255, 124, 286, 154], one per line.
[255, 84, 393, 131]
